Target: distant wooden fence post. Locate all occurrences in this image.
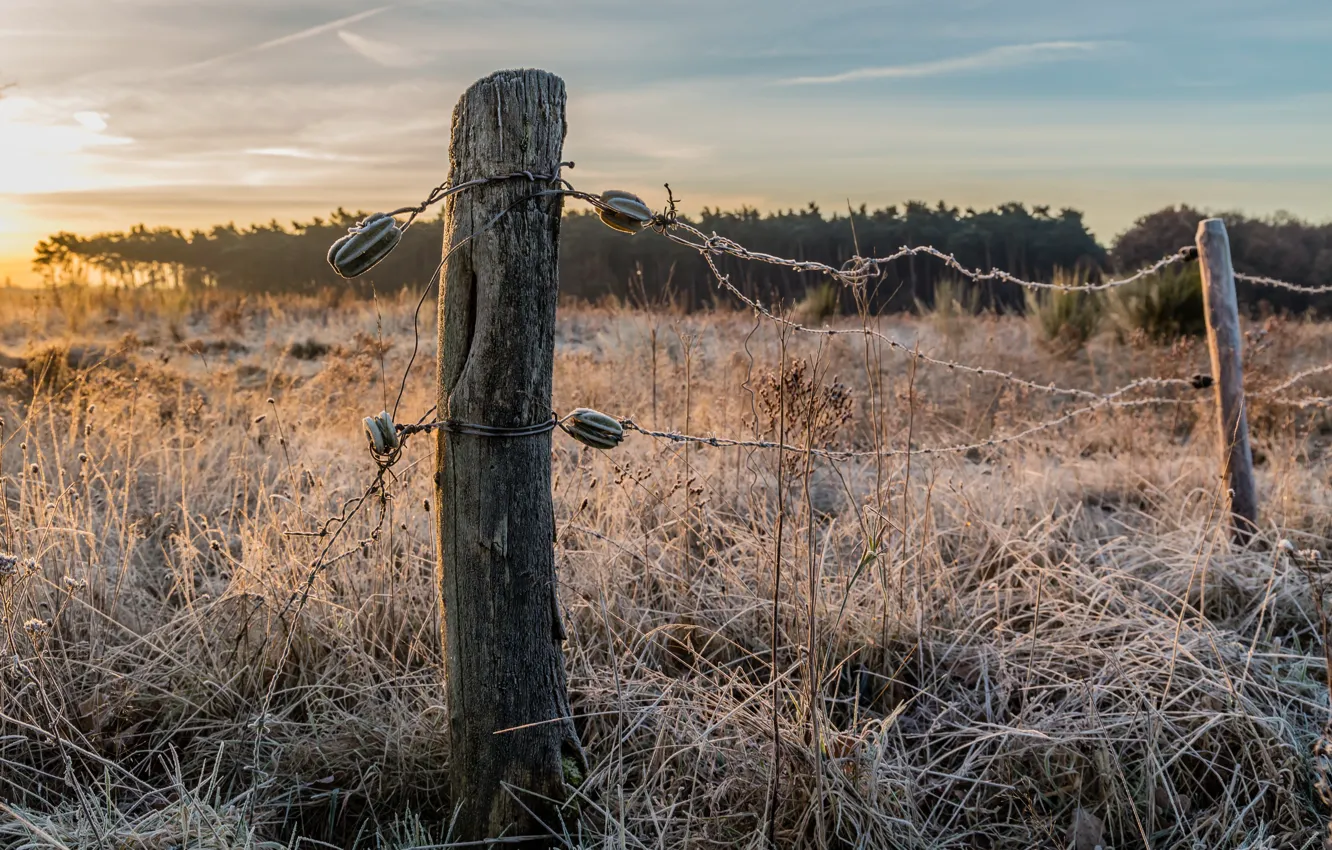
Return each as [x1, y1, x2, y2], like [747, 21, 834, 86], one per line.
[435, 69, 581, 844]
[1196, 218, 1258, 542]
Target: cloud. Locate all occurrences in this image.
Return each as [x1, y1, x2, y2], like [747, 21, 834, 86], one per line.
[785, 41, 1104, 85]
[73, 111, 108, 131]
[337, 29, 424, 68]
[166, 5, 395, 76]
[246, 147, 359, 162]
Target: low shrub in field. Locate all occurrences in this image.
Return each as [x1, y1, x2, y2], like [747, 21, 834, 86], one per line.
[1108, 264, 1206, 342]
[795, 281, 840, 323]
[1025, 269, 1102, 354]
[918, 277, 983, 343]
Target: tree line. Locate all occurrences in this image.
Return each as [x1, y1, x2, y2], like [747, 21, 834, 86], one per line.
[31, 201, 1332, 314]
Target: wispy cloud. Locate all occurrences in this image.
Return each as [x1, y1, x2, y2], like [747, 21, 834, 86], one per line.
[785, 41, 1103, 85]
[166, 6, 395, 76]
[73, 111, 108, 132]
[337, 29, 424, 68]
[245, 147, 360, 162]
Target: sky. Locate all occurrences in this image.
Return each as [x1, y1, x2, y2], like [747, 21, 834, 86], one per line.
[1, 0, 1330, 285]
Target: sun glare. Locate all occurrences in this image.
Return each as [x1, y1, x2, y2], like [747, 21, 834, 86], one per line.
[0, 97, 132, 195]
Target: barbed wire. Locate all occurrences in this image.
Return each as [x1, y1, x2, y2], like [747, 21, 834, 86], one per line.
[1264, 395, 1332, 410]
[684, 242, 1211, 401]
[359, 387, 1201, 472]
[1236, 272, 1332, 296]
[663, 220, 1199, 293]
[1255, 363, 1332, 398]
[319, 169, 1332, 476]
[336, 173, 1332, 419]
[659, 213, 1332, 297]
[387, 162, 574, 231]
[619, 395, 1200, 460]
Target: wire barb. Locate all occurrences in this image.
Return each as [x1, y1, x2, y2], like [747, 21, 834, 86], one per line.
[1236, 272, 1332, 295]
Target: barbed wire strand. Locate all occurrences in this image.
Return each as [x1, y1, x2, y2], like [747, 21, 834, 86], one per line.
[1236, 272, 1332, 296]
[684, 240, 1207, 400]
[1265, 395, 1332, 410]
[338, 171, 1332, 471]
[659, 217, 1332, 297]
[663, 220, 1198, 293]
[1255, 362, 1332, 398]
[616, 395, 1197, 460]
[387, 163, 574, 231]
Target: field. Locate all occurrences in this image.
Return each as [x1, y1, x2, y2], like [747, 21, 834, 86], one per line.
[2, 283, 1332, 849]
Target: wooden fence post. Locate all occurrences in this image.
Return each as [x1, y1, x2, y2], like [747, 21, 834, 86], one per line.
[1196, 218, 1258, 542]
[435, 69, 581, 844]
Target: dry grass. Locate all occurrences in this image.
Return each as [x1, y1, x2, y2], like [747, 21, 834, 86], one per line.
[2, 284, 1332, 848]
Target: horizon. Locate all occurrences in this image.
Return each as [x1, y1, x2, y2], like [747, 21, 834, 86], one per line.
[2, 0, 1331, 286]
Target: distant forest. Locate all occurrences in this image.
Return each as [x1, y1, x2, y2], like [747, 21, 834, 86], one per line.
[30, 201, 1332, 314]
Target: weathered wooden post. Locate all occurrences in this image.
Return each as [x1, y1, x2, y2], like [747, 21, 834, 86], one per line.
[1196, 218, 1258, 542]
[435, 69, 582, 843]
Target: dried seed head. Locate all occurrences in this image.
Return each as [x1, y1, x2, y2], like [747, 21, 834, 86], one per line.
[23, 618, 51, 641]
[209, 540, 221, 551]
[78, 453, 88, 463]
[30, 464, 39, 474]
[62, 575, 86, 591]
[0, 553, 18, 578]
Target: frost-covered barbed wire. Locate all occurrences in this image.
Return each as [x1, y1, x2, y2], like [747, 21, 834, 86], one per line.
[690, 245, 1209, 401]
[663, 220, 1198, 293]
[1236, 272, 1332, 296]
[618, 395, 1200, 460]
[1264, 395, 1332, 410]
[323, 173, 1332, 473]
[388, 163, 574, 231]
[366, 391, 1200, 467]
[1254, 362, 1332, 398]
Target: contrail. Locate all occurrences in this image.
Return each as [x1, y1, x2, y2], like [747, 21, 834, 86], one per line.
[166, 5, 395, 76]
[784, 41, 1103, 85]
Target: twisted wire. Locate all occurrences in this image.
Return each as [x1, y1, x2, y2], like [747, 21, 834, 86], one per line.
[329, 171, 1332, 474]
[684, 236, 1205, 401]
[1236, 272, 1332, 296]
[387, 163, 574, 231]
[1255, 362, 1332, 398]
[662, 220, 1198, 293]
[619, 395, 1201, 460]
